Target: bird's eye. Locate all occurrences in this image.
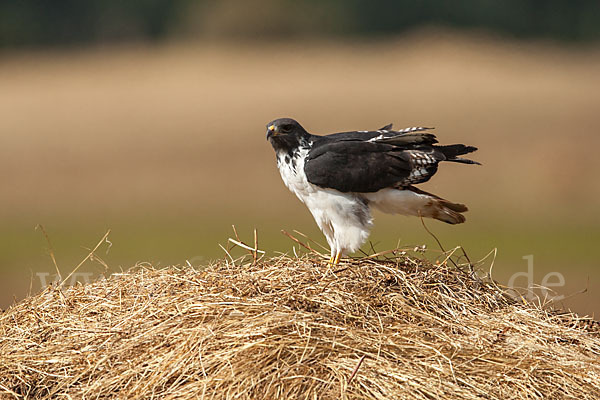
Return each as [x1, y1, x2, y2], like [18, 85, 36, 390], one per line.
[281, 124, 293, 133]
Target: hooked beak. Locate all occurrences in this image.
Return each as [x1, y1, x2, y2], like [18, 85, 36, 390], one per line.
[266, 124, 275, 140]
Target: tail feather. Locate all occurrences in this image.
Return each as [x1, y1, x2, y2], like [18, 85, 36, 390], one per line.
[407, 186, 467, 224]
[447, 157, 481, 165]
[437, 144, 480, 165]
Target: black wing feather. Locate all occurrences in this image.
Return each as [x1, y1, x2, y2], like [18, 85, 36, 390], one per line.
[304, 142, 408, 192]
[376, 132, 438, 146]
[305, 141, 441, 192]
[303, 128, 478, 193]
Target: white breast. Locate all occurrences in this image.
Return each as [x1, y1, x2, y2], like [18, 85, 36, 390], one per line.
[276, 147, 315, 203]
[276, 147, 373, 256]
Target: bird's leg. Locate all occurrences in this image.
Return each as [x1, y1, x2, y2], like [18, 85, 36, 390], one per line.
[328, 248, 337, 265]
[333, 251, 342, 265]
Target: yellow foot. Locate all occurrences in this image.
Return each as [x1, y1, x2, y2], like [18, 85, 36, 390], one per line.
[335, 252, 342, 264]
[328, 252, 341, 265]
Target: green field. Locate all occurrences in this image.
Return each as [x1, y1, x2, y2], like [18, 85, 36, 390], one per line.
[1, 32, 599, 315]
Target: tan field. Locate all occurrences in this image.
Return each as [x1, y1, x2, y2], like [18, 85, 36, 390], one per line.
[1, 31, 599, 314]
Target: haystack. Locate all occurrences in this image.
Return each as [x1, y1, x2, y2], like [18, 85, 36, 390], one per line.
[1, 250, 599, 399]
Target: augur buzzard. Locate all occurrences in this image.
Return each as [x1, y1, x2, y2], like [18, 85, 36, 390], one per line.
[266, 118, 479, 264]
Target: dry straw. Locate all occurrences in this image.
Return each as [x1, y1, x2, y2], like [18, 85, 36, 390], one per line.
[1, 235, 599, 399]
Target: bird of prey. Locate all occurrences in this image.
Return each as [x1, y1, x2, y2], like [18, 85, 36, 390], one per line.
[266, 118, 479, 264]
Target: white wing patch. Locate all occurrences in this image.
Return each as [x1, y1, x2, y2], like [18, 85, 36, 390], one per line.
[367, 126, 432, 143]
[407, 150, 437, 166]
[398, 126, 431, 133]
[405, 150, 438, 183]
[368, 134, 386, 142]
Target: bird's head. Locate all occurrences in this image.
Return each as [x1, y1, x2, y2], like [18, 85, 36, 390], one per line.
[266, 118, 310, 151]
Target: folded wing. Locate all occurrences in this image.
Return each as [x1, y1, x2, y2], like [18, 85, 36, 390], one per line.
[305, 143, 434, 192]
[304, 130, 478, 193]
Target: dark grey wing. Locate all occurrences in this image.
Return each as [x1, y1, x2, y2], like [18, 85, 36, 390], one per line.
[304, 141, 441, 193]
[321, 127, 436, 143]
[376, 132, 438, 146]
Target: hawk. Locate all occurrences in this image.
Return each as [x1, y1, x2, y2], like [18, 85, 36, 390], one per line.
[266, 118, 479, 264]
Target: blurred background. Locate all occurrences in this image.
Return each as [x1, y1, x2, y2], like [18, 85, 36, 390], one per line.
[1, 0, 599, 315]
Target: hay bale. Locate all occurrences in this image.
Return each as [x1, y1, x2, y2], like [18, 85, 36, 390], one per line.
[1, 254, 599, 399]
